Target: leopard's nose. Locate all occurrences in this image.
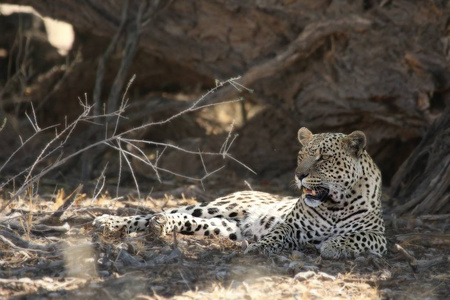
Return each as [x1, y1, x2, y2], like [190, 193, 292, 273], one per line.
[296, 173, 309, 181]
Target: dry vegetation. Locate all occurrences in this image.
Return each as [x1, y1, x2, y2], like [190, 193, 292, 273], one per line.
[0, 186, 449, 299]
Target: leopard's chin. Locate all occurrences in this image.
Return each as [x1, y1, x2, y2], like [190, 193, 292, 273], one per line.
[304, 197, 323, 208]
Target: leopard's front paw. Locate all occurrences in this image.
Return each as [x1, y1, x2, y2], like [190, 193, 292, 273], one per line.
[320, 240, 355, 260]
[92, 214, 125, 231]
[244, 242, 261, 254]
[244, 242, 275, 255]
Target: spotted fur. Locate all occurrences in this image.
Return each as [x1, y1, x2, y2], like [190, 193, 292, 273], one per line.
[93, 128, 386, 259]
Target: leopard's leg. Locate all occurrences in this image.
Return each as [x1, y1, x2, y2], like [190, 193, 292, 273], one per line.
[93, 214, 153, 233]
[94, 213, 244, 240]
[150, 213, 243, 240]
[244, 223, 296, 254]
[320, 231, 387, 259]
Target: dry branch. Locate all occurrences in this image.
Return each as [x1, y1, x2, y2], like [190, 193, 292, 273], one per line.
[2, 220, 70, 235]
[93, 0, 130, 117]
[0, 260, 65, 277]
[0, 228, 58, 252]
[206, 16, 372, 104]
[395, 244, 418, 272]
[419, 214, 450, 221]
[115, 247, 146, 270]
[0, 75, 248, 212]
[395, 243, 448, 273]
[51, 184, 83, 219]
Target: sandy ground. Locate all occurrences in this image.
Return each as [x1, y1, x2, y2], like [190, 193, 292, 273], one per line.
[0, 182, 449, 299]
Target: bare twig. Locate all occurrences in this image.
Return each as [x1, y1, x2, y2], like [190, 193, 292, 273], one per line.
[0, 124, 58, 174]
[0, 228, 58, 252]
[419, 214, 450, 221]
[395, 243, 418, 272]
[93, 0, 130, 117]
[0, 260, 65, 277]
[1, 76, 253, 212]
[117, 140, 141, 199]
[106, 0, 146, 115]
[51, 184, 83, 219]
[2, 219, 70, 235]
[92, 163, 108, 204]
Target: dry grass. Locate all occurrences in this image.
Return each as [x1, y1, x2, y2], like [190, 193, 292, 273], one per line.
[1, 186, 448, 299]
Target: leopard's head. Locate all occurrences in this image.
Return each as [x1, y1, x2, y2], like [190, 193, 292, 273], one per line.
[294, 127, 366, 208]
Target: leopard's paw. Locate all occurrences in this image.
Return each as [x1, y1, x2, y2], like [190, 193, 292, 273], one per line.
[92, 214, 126, 232]
[244, 242, 274, 255]
[244, 242, 261, 254]
[320, 241, 352, 260]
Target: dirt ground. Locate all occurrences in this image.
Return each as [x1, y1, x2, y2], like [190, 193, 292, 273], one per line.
[0, 178, 449, 300]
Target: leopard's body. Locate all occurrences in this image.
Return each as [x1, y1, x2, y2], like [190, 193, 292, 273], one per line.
[94, 128, 387, 259]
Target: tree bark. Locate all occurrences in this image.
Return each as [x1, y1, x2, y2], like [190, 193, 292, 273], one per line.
[391, 107, 450, 216]
[1, 0, 449, 186]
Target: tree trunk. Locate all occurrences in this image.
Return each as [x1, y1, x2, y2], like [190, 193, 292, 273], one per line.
[391, 107, 450, 216]
[1, 0, 449, 187]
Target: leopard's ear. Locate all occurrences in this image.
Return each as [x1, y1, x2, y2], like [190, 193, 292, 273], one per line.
[344, 131, 366, 157]
[298, 127, 313, 146]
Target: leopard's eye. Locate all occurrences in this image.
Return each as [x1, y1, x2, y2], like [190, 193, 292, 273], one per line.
[318, 154, 331, 161]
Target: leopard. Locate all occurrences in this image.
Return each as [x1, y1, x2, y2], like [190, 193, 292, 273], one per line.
[93, 127, 387, 259]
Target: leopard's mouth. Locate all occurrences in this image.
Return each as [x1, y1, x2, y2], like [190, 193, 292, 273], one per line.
[302, 187, 330, 205]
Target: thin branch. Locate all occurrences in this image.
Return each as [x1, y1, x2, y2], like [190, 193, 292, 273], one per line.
[0, 229, 57, 252]
[51, 184, 83, 219]
[113, 74, 135, 137]
[395, 243, 418, 272]
[93, 0, 130, 117]
[106, 1, 146, 114]
[117, 140, 141, 199]
[0, 124, 58, 174]
[1, 76, 255, 212]
[92, 163, 108, 204]
[121, 139, 159, 180]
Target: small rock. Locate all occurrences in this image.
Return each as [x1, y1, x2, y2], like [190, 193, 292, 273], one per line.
[355, 256, 366, 263]
[152, 285, 165, 292]
[302, 265, 319, 272]
[167, 248, 182, 260]
[273, 254, 290, 264]
[177, 240, 188, 247]
[380, 288, 393, 296]
[317, 271, 336, 281]
[379, 269, 392, 280]
[215, 270, 228, 280]
[18, 278, 33, 284]
[97, 270, 110, 277]
[48, 292, 61, 298]
[289, 261, 303, 269]
[294, 271, 315, 281]
[220, 251, 236, 263]
[161, 245, 172, 253]
[288, 261, 304, 274]
[291, 250, 305, 260]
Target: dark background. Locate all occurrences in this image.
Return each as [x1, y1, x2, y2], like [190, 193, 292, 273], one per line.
[0, 0, 448, 216]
